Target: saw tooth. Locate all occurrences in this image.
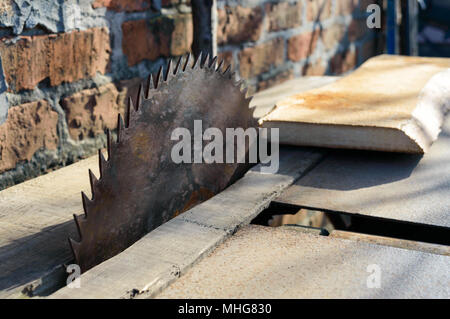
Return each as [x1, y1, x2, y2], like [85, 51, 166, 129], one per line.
[164, 59, 172, 82]
[192, 52, 202, 69]
[241, 86, 248, 97]
[81, 191, 92, 217]
[222, 65, 231, 76]
[136, 84, 143, 111]
[73, 214, 87, 239]
[98, 149, 107, 178]
[145, 74, 154, 98]
[208, 56, 217, 69]
[88, 169, 98, 197]
[154, 66, 163, 88]
[201, 52, 209, 68]
[106, 129, 112, 159]
[126, 96, 135, 127]
[117, 113, 125, 143]
[183, 53, 191, 71]
[216, 60, 224, 72]
[173, 56, 182, 75]
[68, 237, 81, 261]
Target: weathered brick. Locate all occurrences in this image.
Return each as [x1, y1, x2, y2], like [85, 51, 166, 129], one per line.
[217, 6, 263, 45]
[337, 0, 359, 15]
[288, 30, 320, 62]
[258, 69, 294, 91]
[60, 83, 122, 141]
[122, 14, 193, 66]
[92, 0, 152, 11]
[239, 38, 285, 79]
[330, 49, 357, 74]
[321, 24, 346, 50]
[217, 51, 234, 69]
[302, 59, 327, 76]
[306, 0, 333, 22]
[265, 2, 303, 31]
[0, 100, 58, 173]
[0, 28, 111, 92]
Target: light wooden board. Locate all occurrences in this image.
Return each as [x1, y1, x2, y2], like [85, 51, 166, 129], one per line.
[260, 55, 450, 153]
[0, 154, 100, 298]
[156, 225, 450, 298]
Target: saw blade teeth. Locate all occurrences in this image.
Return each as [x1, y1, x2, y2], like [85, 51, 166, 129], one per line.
[155, 66, 163, 88]
[183, 53, 191, 71]
[73, 214, 85, 239]
[125, 96, 132, 128]
[216, 60, 224, 72]
[136, 84, 143, 111]
[88, 169, 98, 197]
[68, 237, 81, 261]
[192, 52, 202, 69]
[81, 191, 92, 217]
[201, 53, 209, 68]
[145, 74, 153, 98]
[174, 56, 182, 75]
[106, 129, 112, 159]
[209, 56, 218, 69]
[98, 149, 107, 178]
[222, 65, 231, 76]
[164, 59, 172, 82]
[117, 113, 125, 143]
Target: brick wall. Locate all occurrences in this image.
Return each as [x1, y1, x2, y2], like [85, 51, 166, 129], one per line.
[0, 0, 383, 189]
[217, 0, 384, 93]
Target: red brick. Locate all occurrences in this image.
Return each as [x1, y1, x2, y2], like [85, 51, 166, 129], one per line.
[265, 2, 303, 31]
[0, 28, 111, 92]
[0, 100, 59, 173]
[288, 30, 320, 62]
[60, 83, 122, 141]
[217, 6, 263, 45]
[92, 0, 152, 12]
[302, 59, 327, 76]
[321, 24, 346, 50]
[330, 49, 357, 74]
[306, 0, 333, 22]
[238, 38, 285, 79]
[337, 0, 359, 15]
[217, 51, 234, 69]
[122, 14, 193, 66]
[258, 69, 294, 91]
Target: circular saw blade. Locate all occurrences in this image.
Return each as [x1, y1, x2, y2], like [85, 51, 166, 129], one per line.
[69, 54, 258, 272]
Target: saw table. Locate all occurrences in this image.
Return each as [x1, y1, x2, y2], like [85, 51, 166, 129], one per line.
[1, 76, 449, 299]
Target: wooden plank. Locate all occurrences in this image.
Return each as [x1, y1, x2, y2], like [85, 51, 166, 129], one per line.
[274, 115, 450, 229]
[260, 55, 450, 153]
[156, 225, 450, 298]
[0, 154, 100, 298]
[250, 76, 339, 118]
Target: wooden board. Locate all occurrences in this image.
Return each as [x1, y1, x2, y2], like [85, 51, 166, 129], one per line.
[0, 155, 99, 298]
[274, 115, 450, 229]
[156, 225, 450, 298]
[260, 55, 450, 153]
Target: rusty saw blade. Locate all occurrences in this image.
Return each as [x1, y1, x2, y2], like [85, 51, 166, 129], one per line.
[69, 54, 258, 272]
